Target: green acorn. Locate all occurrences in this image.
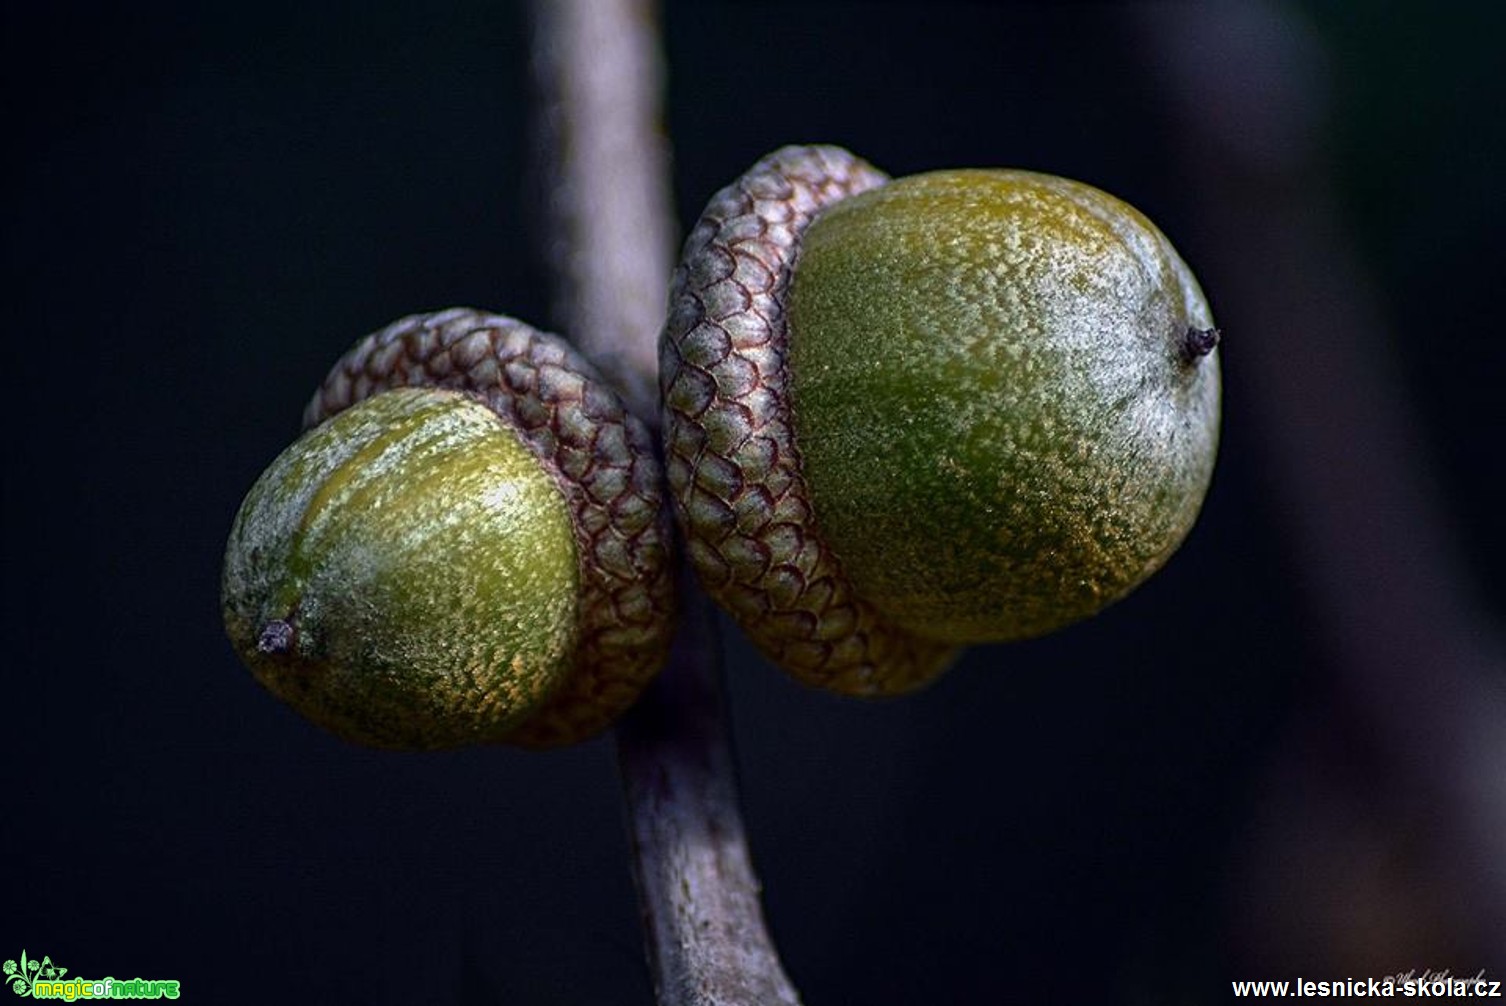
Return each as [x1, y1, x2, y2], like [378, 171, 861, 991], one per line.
[223, 309, 675, 749]
[660, 146, 1220, 696]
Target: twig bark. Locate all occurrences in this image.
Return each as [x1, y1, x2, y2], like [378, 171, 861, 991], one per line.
[617, 584, 803, 1006]
[529, 0, 673, 424]
[528, 1, 804, 1002]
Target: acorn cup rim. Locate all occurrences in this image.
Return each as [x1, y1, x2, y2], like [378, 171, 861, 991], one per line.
[659, 145, 961, 697]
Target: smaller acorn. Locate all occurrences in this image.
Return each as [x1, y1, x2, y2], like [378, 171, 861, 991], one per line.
[223, 309, 674, 749]
[660, 146, 1220, 697]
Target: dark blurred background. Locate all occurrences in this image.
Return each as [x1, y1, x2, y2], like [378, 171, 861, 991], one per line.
[4, 2, 1503, 1002]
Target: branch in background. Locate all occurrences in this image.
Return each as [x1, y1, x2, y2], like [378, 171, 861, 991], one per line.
[529, 0, 673, 424]
[527, 1, 804, 1003]
[1126, 0, 1506, 958]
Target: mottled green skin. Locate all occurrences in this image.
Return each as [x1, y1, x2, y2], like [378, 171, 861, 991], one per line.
[788, 170, 1220, 643]
[221, 387, 580, 748]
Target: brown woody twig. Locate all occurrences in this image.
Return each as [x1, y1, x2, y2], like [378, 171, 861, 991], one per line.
[528, 1, 803, 1002]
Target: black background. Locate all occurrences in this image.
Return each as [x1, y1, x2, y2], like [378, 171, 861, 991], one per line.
[5, 2, 1504, 1002]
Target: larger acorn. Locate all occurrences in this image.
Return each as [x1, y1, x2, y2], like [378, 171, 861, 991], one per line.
[223, 308, 674, 749]
[660, 146, 1220, 696]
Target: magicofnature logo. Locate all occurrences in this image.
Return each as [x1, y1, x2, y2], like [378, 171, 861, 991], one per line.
[1, 952, 59, 997]
[3, 951, 179, 1000]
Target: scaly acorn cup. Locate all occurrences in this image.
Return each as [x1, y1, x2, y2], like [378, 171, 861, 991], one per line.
[223, 308, 675, 749]
[660, 145, 1220, 696]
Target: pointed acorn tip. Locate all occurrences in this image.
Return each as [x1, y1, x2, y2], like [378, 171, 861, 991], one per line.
[256, 618, 296, 656]
[1183, 326, 1221, 361]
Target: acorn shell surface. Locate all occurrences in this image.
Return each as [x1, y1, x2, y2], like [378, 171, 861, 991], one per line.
[222, 387, 580, 749]
[787, 169, 1221, 642]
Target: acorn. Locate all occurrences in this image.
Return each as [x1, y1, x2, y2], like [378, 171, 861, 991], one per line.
[660, 146, 1220, 696]
[222, 308, 675, 749]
